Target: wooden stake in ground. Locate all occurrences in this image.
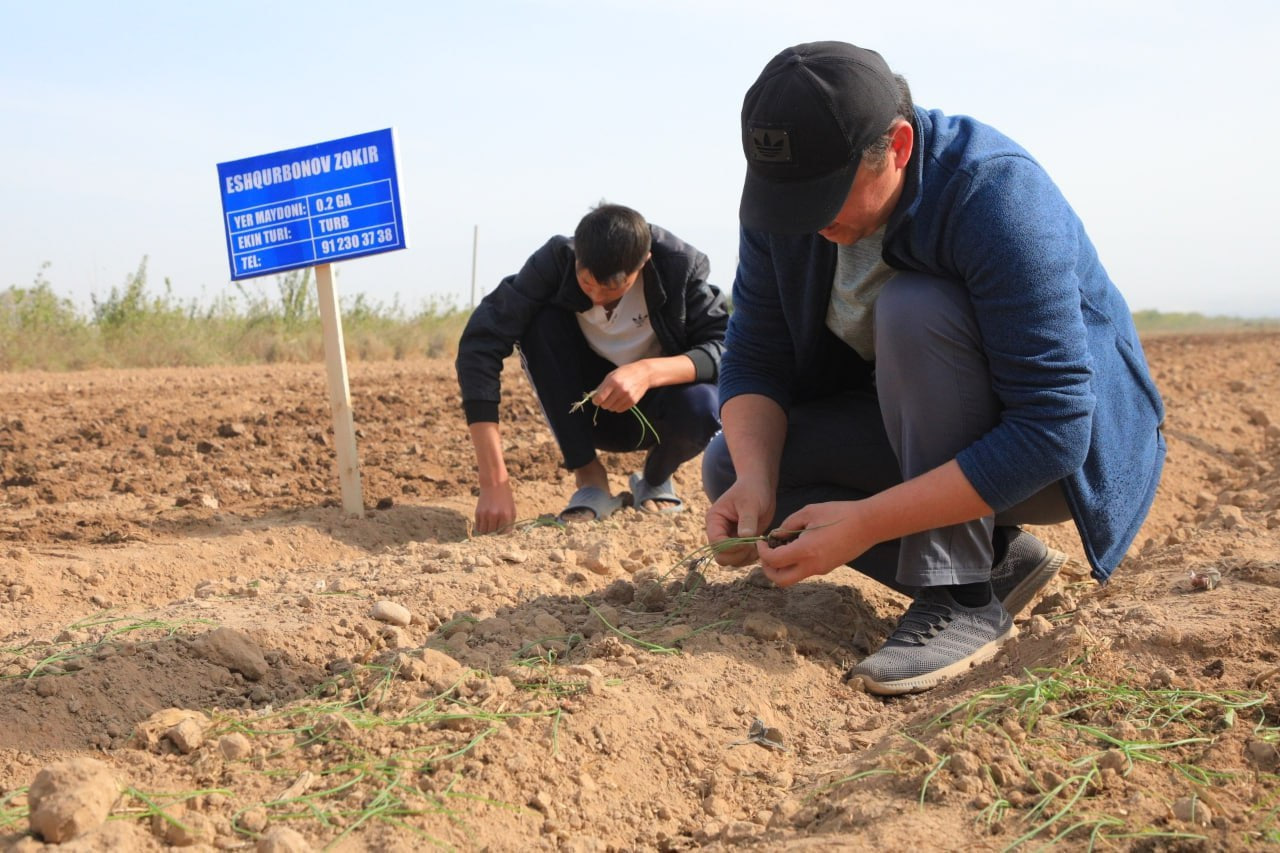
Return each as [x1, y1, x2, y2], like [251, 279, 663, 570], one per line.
[314, 263, 364, 515]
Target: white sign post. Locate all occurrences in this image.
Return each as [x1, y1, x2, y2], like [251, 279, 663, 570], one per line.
[314, 263, 363, 514]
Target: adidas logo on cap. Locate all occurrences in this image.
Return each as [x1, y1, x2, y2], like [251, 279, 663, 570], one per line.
[749, 128, 791, 162]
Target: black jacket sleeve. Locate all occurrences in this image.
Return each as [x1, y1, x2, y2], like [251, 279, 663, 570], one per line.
[647, 225, 727, 382]
[454, 236, 574, 424]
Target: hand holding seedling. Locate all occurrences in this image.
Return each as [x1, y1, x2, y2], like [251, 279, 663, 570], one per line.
[757, 501, 866, 587]
[705, 479, 778, 566]
[590, 362, 654, 412]
[570, 368, 660, 449]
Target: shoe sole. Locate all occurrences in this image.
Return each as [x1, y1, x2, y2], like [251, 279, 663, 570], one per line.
[1000, 547, 1068, 618]
[849, 624, 1019, 696]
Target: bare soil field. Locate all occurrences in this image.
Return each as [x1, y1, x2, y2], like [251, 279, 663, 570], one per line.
[1, 332, 1278, 851]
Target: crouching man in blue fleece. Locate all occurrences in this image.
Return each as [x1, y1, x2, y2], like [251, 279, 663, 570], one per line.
[457, 203, 727, 533]
[703, 42, 1165, 695]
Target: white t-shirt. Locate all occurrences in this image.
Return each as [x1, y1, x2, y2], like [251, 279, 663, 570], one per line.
[576, 280, 662, 367]
[825, 226, 896, 361]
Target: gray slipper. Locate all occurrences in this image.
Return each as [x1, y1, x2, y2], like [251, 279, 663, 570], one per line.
[557, 486, 625, 523]
[628, 473, 684, 514]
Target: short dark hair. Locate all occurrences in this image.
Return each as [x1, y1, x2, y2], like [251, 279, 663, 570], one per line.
[573, 203, 651, 285]
[861, 73, 915, 168]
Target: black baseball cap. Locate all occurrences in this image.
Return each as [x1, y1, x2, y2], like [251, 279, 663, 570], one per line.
[739, 42, 900, 234]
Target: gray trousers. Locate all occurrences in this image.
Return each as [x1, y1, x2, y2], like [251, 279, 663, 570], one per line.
[702, 272, 1071, 593]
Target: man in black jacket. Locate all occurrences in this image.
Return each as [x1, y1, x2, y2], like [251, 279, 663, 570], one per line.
[455, 204, 727, 532]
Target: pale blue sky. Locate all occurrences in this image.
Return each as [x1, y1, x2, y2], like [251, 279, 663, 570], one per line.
[4, 0, 1278, 317]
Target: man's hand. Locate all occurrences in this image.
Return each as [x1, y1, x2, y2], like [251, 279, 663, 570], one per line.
[592, 362, 653, 412]
[474, 482, 516, 534]
[467, 421, 515, 534]
[756, 501, 867, 587]
[705, 480, 776, 566]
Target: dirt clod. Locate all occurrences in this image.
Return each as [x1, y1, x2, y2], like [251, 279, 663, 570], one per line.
[27, 758, 119, 843]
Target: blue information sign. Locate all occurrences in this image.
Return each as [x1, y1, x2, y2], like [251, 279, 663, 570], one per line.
[216, 128, 407, 280]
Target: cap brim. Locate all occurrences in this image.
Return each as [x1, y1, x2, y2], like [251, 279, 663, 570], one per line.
[738, 158, 860, 235]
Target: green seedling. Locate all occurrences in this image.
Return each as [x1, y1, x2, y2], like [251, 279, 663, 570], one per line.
[570, 389, 659, 448]
[488, 514, 566, 536]
[671, 525, 825, 573]
[0, 788, 28, 831]
[807, 768, 899, 803]
[978, 795, 1011, 829]
[511, 633, 584, 668]
[918, 753, 952, 806]
[3, 615, 216, 680]
[116, 786, 232, 833]
[920, 662, 1269, 849]
[580, 600, 681, 655]
[206, 658, 562, 846]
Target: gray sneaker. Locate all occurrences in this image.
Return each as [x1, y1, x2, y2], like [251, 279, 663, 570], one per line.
[990, 527, 1068, 617]
[844, 587, 1015, 695]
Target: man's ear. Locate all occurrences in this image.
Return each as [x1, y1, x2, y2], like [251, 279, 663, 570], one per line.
[890, 120, 914, 169]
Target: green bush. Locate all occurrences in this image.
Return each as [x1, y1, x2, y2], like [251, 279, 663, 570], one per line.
[0, 263, 100, 370]
[1, 258, 470, 372]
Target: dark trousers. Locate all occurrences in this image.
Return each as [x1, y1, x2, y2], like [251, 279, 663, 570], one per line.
[702, 271, 1071, 594]
[519, 305, 720, 485]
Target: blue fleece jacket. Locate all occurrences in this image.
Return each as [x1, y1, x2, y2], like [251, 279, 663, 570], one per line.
[721, 107, 1165, 581]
